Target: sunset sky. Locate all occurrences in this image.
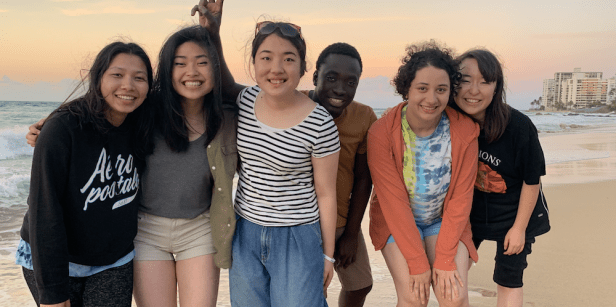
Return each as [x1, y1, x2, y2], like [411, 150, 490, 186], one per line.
[1, 0, 615, 109]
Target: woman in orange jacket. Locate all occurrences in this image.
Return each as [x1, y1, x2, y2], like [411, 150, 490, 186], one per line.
[367, 41, 479, 307]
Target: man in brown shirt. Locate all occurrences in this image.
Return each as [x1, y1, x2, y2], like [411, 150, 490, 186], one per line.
[304, 43, 377, 307]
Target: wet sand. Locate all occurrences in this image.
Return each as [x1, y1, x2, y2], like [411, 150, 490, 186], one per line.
[2, 125, 616, 306]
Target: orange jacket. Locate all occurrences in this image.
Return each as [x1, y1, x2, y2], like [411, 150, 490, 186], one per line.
[367, 103, 479, 275]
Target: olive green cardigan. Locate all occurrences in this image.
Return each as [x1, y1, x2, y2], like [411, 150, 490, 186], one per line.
[206, 106, 238, 269]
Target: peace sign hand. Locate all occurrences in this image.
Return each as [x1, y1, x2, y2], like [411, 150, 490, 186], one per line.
[190, 0, 224, 34]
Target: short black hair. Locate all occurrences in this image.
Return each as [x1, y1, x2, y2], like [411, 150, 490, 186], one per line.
[315, 42, 362, 72]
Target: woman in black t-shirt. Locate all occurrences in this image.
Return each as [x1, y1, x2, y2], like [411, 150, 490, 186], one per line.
[449, 49, 550, 307]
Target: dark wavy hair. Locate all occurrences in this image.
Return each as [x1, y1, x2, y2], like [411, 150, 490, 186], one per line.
[251, 22, 307, 77]
[392, 40, 460, 104]
[315, 42, 362, 72]
[451, 49, 509, 143]
[153, 25, 224, 152]
[49, 41, 155, 158]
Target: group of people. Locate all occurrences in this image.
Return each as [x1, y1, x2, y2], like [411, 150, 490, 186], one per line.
[19, 0, 550, 306]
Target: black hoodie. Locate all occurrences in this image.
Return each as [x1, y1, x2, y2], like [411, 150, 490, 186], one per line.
[20, 111, 143, 304]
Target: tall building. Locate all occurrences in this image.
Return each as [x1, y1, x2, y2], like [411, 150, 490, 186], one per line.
[542, 79, 555, 108]
[542, 68, 613, 109]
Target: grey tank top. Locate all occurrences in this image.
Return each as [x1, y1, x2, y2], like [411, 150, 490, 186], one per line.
[139, 133, 212, 219]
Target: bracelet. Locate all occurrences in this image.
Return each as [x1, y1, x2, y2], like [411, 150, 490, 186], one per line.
[323, 254, 335, 264]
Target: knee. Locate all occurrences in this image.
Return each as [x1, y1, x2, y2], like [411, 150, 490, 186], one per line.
[497, 284, 523, 295]
[396, 292, 427, 307]
[437, 293, 469, 307]
[350, 284, 372, 297]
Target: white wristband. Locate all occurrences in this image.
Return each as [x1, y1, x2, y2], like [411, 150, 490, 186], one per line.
[323, 254, 335, 264]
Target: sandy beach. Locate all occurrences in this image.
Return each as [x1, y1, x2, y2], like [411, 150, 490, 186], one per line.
[2, 125, 615, 306]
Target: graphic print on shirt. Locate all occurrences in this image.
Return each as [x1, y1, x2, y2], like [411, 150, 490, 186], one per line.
[474, 161, 506, 194]
[80, 148, 140, 211]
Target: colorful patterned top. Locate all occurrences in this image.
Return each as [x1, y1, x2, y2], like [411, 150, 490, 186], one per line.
[401, 106, 452, 225]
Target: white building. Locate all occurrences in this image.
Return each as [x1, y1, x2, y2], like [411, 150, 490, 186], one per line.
[608, 76, 616, 104]
[542, 68, 613, 109]
[542, 79, 555, 108]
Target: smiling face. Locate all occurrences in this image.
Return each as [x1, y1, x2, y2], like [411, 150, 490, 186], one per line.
[100, 53, 149, 126]
[253, 34, 302, 98]
[405, 65, 450, 132]
[456, 58, 497, 123]
[172, 41, 215, 103]
[313, 54, 361, 118]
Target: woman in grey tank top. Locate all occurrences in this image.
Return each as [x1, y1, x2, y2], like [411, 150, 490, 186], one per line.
[130, 25, 237, 307]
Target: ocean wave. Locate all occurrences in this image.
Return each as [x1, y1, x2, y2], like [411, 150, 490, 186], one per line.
[0, 126, 33, 160]
[0, 167, 30, 199]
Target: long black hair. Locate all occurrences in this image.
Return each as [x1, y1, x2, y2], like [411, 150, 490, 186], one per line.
[49, 41, 155, 158]
[452, 49, 509, 143]
[154, 25, 224, 152]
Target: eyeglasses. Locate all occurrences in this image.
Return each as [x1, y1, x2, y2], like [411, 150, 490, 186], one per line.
[255, 21, 303, 40]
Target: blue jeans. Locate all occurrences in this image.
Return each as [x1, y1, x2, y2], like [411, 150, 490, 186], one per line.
[229, 217, 328, 307]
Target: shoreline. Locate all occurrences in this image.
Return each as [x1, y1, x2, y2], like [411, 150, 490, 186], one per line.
[1, 125, 615, 306]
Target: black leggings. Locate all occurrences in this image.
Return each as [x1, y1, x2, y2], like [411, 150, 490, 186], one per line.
[23, 261, 133, 307]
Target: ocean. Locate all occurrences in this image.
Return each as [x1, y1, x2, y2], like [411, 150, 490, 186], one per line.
[1, 101, 616, 258]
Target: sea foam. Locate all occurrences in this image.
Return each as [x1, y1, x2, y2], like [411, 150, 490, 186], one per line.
[0, 126, 34, 161]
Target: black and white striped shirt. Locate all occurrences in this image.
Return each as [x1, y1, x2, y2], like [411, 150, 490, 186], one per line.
[235, 86, 340, 226]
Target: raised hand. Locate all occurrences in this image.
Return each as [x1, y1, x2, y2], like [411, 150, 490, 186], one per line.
[190, 0, 223, 33]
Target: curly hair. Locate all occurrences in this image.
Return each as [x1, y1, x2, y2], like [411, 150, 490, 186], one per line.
[392, 40, 460, 102]
[315, 42, 362, 72]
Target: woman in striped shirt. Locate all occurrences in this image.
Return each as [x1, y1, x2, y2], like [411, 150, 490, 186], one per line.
[193, 2, 340, 305]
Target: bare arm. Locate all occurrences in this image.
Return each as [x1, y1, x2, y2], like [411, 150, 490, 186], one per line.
[312, 151, 339, 293]
[503, 182, 540, 255]
[191, 0, 245, 101]
[334, 152, 371, 269]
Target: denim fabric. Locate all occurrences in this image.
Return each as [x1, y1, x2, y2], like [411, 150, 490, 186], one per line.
[16, 239, 134, 278]
[386, 217, 442, 243]
[229, 217, 327, 307]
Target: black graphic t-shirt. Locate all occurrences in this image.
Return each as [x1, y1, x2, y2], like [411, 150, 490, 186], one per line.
[20, 111, 144, 304]
[471, 107, 550, 240]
